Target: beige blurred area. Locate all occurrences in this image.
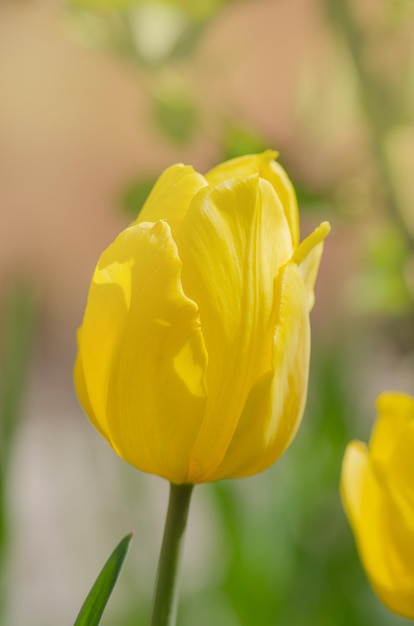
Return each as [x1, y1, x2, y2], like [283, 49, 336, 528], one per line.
[0, 0, 407, 624]
[0, 0, 361, 354]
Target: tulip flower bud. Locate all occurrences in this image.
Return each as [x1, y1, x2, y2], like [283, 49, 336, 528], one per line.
[75, 151, 329, 484]
[341, 392, 414, 618]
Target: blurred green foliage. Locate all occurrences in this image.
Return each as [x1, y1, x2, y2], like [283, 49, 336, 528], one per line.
[121, 177, 158, 218]
[153, 86, 199, 144]
[69, 0, 235, 66]
[221, 125, 268, 162]
[352, 224, 412, 315]
[0, 285, 37, 472]
[72, 0, 233, 21]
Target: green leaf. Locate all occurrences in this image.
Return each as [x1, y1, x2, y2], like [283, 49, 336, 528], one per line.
[73, 532, 134, 626]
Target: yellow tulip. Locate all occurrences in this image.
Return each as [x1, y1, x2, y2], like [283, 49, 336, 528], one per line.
[74, 150, 329, 484]
[341, 392, 414, 618]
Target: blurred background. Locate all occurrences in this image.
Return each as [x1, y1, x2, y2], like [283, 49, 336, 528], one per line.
[0, 0, 414, 624]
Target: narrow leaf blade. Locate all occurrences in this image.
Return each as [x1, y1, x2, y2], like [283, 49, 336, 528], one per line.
[73, 531, 134, 626]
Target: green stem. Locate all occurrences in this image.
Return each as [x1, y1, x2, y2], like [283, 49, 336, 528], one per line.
[151, 482, 194, 626]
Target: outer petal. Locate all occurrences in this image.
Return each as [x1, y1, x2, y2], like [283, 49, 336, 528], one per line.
[292, 221, 330, 310]
[341, 441, 414, 619]
[176, 175, 294, 482]
[210, 262, 310, 480]
[370, 393, 414, 582]
[371, 393, 414, 488]
[205, 150, 299, 247]
[74, 328, 102, 437]
[134, 164, 207, 235]
[205, 151, 277, 183]
[74, 250, 134, 442]
[75, 220, 208, 484]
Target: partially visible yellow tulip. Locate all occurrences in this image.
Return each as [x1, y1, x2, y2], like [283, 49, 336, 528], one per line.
[74, 150, 329, 484]
[341, 392, 414, 618]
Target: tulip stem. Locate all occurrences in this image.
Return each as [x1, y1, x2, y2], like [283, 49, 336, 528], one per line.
[150, 482, 194, 626]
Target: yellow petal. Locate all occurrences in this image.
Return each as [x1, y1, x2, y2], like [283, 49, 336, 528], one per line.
[261, 156, 300, 248]
[205, 150, 278, 183]
[205, 150, 300, 246]
[371, 392, 414, 472]
[341, 441, 414, 619]
[293, 221, 330, 311]
[74, 328, 104, 438]
[340, 441, 391, 584]
[175, 175, 294, 482]
[75, 220, 208, 484]
[134, 163, 207, 234]
[210, 262, 310, 480]
[75, 252, 134, 442]
[370, 393, 414, 567]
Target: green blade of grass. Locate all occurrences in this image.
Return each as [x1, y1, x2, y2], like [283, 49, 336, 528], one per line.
[74, 531, 134, 626]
